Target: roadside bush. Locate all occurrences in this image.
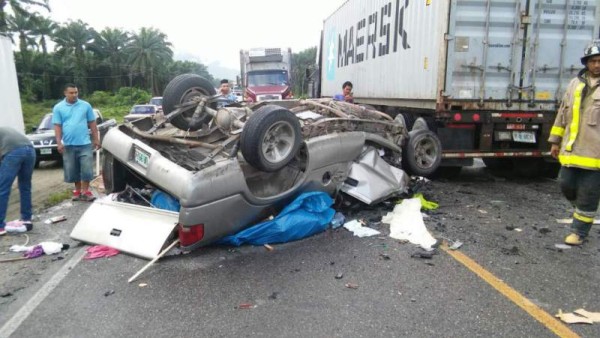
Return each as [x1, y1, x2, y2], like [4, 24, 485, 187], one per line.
[88, 91, 112, 107]
[114, 87, 151, 106]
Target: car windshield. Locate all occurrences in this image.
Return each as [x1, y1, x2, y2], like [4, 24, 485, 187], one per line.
[247, 70, 288, 87]
[131, 106, 156, 114]
[37, 114, 53, 130]
[149, 97, 162, 106]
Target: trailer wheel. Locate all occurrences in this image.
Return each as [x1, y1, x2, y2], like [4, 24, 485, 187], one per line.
[102, 152, 126, 193]
[240, 105, 302, 172]
[162, 74, 216, 131]
[402, 129, 442, 177]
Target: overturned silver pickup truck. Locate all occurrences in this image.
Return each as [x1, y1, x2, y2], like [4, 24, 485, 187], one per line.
[71, 74, 442, 258]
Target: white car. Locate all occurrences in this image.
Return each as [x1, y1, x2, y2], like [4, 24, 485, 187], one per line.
[123, 104, 163, 124]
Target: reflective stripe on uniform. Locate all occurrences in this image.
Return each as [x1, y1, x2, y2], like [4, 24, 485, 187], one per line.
[559, 153, 600, 169]
[550, 126, 565, 138]
[565, 82, 586, 151]
[574, 212, 594, 223]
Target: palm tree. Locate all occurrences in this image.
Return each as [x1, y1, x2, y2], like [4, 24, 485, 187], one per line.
[0, 0, 49, 35]
[125, 27, 173, 95]
[53, 20, 95, 93]
[30, 14, 56, 99]
[30, 14, 55, 54]
[6, 11, 37, 54]
[89, 28, 130, 91]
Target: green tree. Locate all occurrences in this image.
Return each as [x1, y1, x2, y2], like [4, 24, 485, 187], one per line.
[167, 60, 214, 83]
[30, 14, 56, 99]
[53, 20, 95, 94]
[125, 27, 173, 95]
[0, 0, 49, 34]
[89, 27, 130, 91]
[292, 47, 317, 97]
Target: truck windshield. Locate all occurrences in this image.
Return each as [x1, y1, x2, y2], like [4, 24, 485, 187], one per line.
[131, 106, 156, 114]
[38, 114, 53, 130]
[248, 70, 288, 87]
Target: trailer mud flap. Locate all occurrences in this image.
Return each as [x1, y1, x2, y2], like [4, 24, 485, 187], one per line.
[70, 198, 178, 260]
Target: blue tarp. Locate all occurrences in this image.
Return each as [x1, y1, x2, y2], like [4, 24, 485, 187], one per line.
[219, 191, 335, 246]
[151, 190, 180, 212]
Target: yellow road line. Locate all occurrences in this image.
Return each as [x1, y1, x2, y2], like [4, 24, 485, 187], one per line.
[441, 244, 579, 338]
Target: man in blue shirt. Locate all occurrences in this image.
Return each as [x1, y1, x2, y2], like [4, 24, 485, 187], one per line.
[216, 79, 238, 108]
[52, 83, 100, 202]
[333, 81, 354, 103]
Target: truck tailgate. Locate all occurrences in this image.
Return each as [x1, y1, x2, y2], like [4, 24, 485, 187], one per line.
[70, 198, 178, 260]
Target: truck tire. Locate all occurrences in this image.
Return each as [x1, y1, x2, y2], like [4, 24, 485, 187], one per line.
[162, 74, 216, 131]
[402, 129, 442, 177]
[240, 105, 302, 172]
[102, 152, 126, 193]
[401, 112, 416, 131]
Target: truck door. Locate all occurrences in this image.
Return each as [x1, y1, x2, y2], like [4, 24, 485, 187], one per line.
[522, 0, 599, 104]
[446, 0, 599, 109]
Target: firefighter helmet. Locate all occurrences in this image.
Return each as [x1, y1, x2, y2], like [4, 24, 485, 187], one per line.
[581, 40, 600, 65]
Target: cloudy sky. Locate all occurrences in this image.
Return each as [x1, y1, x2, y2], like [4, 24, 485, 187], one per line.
[46, 0, 345, 72]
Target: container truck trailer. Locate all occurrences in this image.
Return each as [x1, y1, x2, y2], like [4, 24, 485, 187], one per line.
[316, 0, 599, 176]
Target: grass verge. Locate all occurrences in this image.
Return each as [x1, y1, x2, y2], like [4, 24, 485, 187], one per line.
[45, 189, 72, 208]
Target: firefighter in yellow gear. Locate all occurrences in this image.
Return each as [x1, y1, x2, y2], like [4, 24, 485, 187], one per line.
[548, 40, 600, 246]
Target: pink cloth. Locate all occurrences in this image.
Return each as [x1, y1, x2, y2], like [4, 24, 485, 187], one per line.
[84, 245, 120, 260]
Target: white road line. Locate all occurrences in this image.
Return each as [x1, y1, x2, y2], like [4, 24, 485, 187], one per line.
[0, 247, 86, 337]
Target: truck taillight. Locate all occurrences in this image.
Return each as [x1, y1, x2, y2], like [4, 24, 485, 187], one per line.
[178, 223, 204, 246]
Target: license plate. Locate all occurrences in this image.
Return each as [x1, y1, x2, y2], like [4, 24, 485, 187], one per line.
[512, 131, 536, 143]
[506, 123, 526, 130]
[40, 148, 52, 155]
[134, 147, 150, 168]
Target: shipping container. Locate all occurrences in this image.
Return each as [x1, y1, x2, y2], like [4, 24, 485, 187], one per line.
[317, 0, 599, 175]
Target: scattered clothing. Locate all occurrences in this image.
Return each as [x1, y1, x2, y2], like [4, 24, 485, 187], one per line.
[84, 245, 120, 259]
[412, 193, 439, 210]
[24, 245, 44, 259]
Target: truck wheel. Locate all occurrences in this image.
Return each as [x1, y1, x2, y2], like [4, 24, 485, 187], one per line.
[102, 152, 126, 193]
[402, 129, 442, 177]
[240, 105, 302, 172]
[162, 74, 216, 131]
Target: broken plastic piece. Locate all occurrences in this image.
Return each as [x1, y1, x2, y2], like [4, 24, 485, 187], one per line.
[236, 303, 256, 309]
[343, 219, 380, 237]
[331, 212, 345, 229]
[345, 283, 359, 289]
[554, 244, 572, 250]
[555, 309, 593, 324]
[44, 215, 67, 224]
[574, 309, 600, 322]
[449, 241, 463, 250]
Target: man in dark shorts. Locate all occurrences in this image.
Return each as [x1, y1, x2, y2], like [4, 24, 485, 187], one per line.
[52, 83, 100, 202]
